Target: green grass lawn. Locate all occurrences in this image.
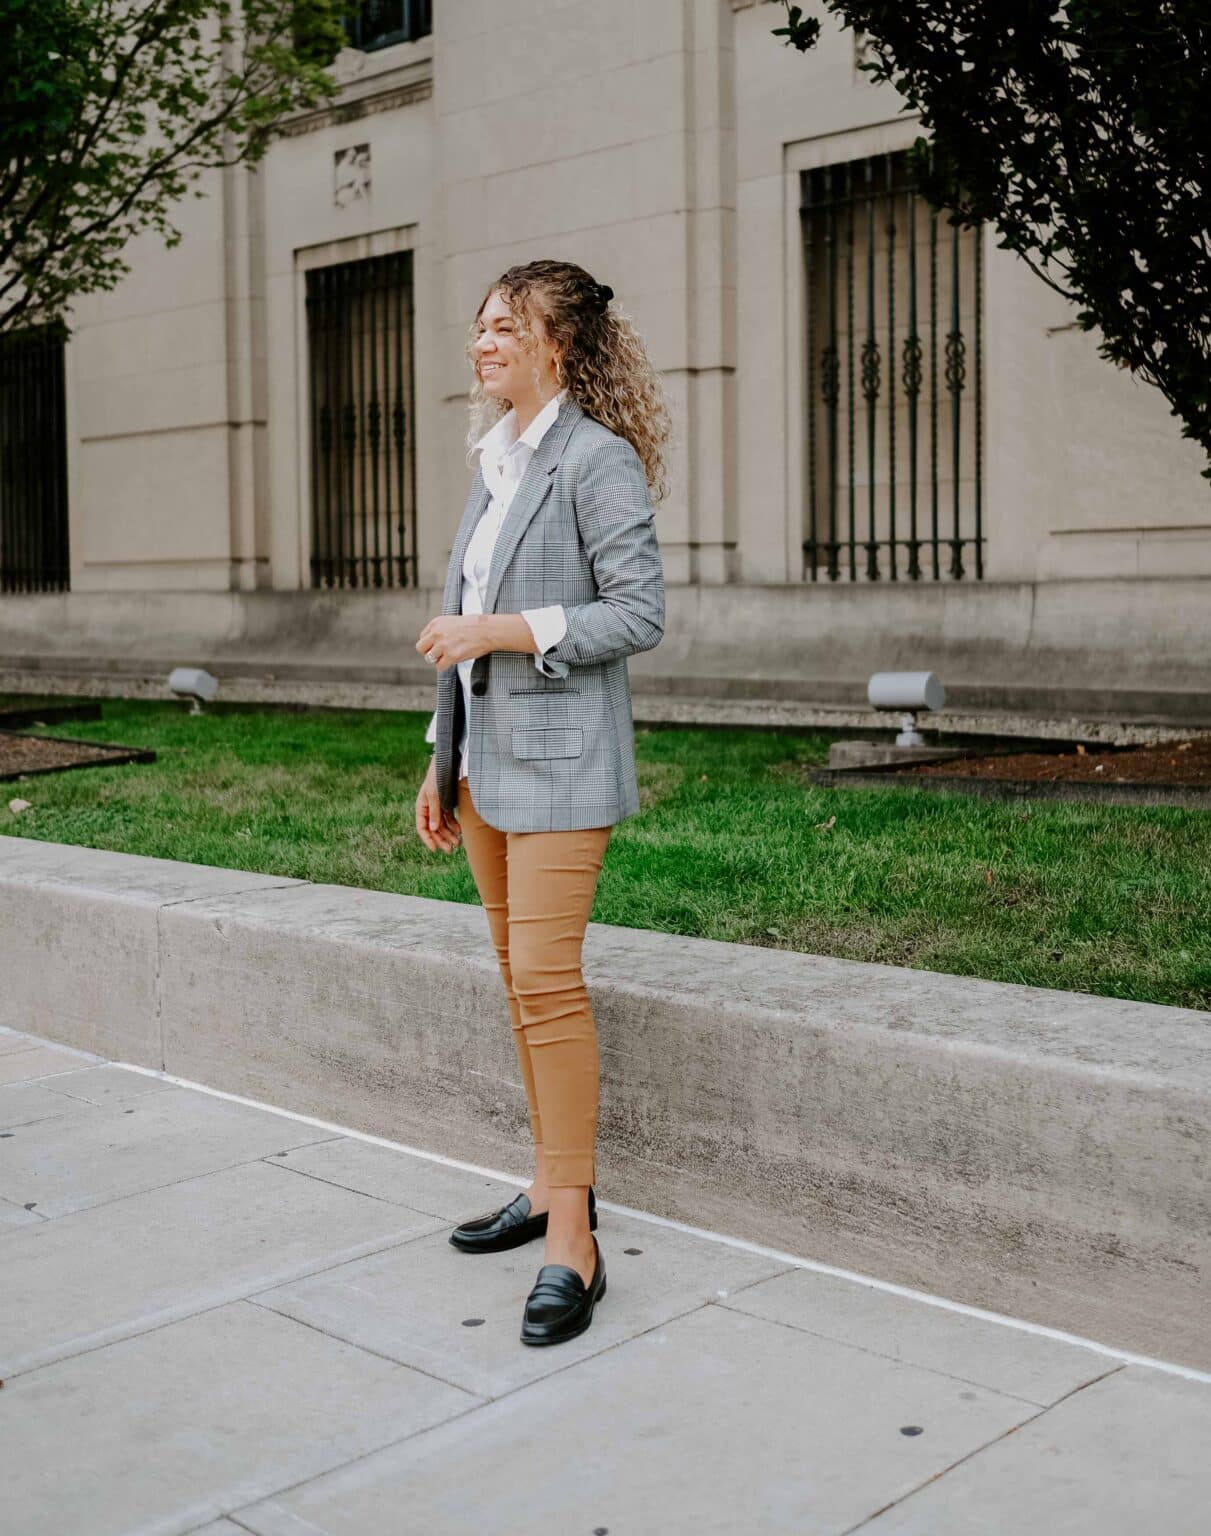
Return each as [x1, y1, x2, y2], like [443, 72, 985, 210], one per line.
[2, 698, 1208, 1012]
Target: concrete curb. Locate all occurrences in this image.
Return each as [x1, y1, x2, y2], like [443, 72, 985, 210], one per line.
[2, 833, 1208, 1367]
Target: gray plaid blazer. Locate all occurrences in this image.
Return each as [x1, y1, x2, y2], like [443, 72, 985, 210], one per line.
[432, 392, 665, 832]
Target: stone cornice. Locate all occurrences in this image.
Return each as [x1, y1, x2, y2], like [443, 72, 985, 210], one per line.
[273, 58, 433, 140]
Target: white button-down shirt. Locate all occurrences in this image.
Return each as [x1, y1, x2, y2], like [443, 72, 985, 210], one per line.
[425, 388, 569, 780]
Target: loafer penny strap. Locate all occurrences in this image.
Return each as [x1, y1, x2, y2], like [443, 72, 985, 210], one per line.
[464, 1191, 530, 1228]
[527, 1263, 587, 1301]
[503, 1192, 532, 1223]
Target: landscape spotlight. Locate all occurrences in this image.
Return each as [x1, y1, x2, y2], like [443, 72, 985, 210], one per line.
[168, 666, 219, 715]
[867, 671, 946, 746]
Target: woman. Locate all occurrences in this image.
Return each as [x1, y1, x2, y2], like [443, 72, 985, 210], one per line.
[413, 259, 669, 1346]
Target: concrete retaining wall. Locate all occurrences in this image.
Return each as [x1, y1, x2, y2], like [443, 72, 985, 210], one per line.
[2, 834, 1208, 1367]
[1, 579, 1210, 723]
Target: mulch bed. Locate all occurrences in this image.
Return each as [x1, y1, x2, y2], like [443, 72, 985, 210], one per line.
[0, 730, 155, 782]
[893, 737, 1211, 785]
[809, 734, 1211, 810]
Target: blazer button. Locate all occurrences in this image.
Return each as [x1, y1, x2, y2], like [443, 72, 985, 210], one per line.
[471, 678, 486, 696]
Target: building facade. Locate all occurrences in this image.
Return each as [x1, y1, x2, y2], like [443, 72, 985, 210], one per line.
[1, 0, 1208, 720]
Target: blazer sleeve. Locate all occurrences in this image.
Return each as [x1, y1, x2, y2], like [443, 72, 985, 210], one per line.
[532, 436, 665, 678]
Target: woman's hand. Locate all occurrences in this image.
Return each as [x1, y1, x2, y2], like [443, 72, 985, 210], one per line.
[415, 757, 462, 854]
[415, 615, 491, 669]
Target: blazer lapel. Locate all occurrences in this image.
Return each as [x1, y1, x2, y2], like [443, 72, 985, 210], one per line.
[481, 393, 584, 615]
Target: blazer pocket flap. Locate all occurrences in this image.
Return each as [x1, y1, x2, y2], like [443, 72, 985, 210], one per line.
[511, 726, 584, 760]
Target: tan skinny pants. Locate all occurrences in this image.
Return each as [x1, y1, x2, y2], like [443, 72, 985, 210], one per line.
[456, 775, 611, 1187]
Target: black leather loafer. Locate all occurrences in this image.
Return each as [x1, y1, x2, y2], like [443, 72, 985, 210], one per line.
[520, 1234, 607, 1346]
[448, 1185, 597, 1254]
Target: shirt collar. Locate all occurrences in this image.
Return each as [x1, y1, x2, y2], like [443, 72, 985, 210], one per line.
[473, 387, 568, 462]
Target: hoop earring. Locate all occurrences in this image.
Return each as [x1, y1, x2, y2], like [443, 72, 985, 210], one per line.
[555, 358, 567, 389]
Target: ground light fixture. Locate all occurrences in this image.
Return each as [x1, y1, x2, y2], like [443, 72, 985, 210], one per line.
[867, 671, 946, 746]
[168, 666, 219, 715]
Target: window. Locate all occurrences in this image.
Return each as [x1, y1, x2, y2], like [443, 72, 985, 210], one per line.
[0, 322, 69, 594]
[305, 251, 418, 590]
[800, 150, 985, 581]
[345, 0, 432, 54]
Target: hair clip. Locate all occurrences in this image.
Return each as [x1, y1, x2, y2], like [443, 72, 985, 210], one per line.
[593, 282, 614, 311]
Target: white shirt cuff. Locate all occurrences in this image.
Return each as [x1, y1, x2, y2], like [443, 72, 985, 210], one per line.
[520, 605, 568, 671]
[424, 710, 437, 745]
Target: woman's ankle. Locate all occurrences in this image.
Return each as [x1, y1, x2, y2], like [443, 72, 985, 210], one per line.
[523, 1178, 549, 1213]
[543, 1184, 592, 1232]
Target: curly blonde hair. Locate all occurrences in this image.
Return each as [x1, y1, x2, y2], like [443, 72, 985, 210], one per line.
[463, 259, 672, 504]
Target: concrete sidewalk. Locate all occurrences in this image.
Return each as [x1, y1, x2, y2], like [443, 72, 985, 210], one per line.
[3, 1025, 1208, 1536]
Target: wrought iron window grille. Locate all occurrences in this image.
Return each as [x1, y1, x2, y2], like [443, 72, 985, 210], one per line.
[800, 149, 984, 582]
[305, 250, 418, 590]
[0, 321, 70, 595]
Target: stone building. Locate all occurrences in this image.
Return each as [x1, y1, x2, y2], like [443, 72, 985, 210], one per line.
[1, 0, 1207, 722]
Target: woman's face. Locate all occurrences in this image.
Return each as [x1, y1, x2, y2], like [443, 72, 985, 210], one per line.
[473, 287, 560, 405]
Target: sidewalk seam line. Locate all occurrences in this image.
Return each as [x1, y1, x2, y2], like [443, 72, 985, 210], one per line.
[8, 1134, 344, 1225]
[711, 1297, 1057, 1408]
[1, 1225, 451, 1383]
[840, 1363, 1126, 1533]
[260, 1155, 456, 1223]
[216, 1296, 723, 1526]
[244, 1294, 487, 1400]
